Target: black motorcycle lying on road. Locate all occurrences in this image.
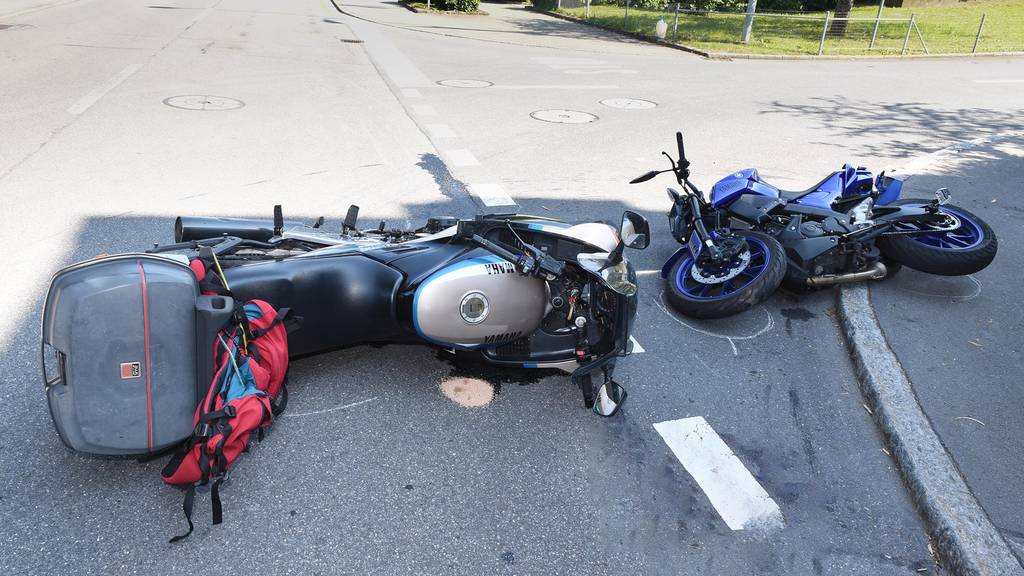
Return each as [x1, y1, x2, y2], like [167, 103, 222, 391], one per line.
[42, 206, 650, 455]
[631, 132, 998, 318]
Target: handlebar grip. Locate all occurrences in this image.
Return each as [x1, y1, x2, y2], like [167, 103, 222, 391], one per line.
[470, 234, 520, 264]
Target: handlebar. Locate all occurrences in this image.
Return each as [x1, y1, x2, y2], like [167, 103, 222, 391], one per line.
[470, 234, 521, 263]
[470, 234, 565, 278]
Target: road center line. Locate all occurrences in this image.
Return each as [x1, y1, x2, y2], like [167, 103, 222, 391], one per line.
[446, 149, 479, 167]
[67, 63, 143, 115]
[654, 416, 784, 531]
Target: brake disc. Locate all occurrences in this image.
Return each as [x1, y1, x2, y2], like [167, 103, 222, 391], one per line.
[883, 213, 962, 236]
[690, 251, 751, 284]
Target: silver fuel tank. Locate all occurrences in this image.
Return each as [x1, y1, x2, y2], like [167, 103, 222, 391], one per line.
[413, 255, 546, 348]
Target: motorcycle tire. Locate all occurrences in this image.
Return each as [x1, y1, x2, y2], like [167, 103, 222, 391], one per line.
[666, 230, 786, 319]
[878, 201, 997, 276]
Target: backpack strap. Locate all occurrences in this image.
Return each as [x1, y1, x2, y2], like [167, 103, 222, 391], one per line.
[169, 486, 196, 543]
[248, 307, 292, 339]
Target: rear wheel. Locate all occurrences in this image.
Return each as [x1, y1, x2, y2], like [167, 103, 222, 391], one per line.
[666, 231, 786, 319]
[878, 201, 997, 276]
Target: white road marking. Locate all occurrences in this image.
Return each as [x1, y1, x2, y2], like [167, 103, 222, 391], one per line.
[426, 123, 456, 138]
[401, 88, 423, 98]
[66, 63, 142, 115]
[446, 148, 479, 167]
[628, 335, 645, 353]
[342, 16, 433, 87]
[972, 79, 1024, 84]
[654, 416, 784, 531]
[469, 183, 516, 207]
[284, 397, 378, 418]
[654, 293, 774, 356]
[411, 103, 437, 116]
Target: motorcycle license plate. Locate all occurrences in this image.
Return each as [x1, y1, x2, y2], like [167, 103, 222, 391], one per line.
[688, 230, 702, 260]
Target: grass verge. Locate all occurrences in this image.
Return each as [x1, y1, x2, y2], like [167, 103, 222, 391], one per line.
[557, 0, 1023, 55]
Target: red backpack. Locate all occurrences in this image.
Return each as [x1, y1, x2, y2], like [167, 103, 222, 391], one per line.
[161, 299, 291, 542]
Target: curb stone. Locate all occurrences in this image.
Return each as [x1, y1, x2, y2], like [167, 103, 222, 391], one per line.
[837, 284, 1024, 576]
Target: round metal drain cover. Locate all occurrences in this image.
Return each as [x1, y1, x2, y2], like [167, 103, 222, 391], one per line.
[437, 79, 493, 88]
[530, 109, 598, 124]
[600, 98, 657, 110]
[162, 95, 245, 111]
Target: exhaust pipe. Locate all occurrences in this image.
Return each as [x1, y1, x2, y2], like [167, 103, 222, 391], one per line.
[175, 216, 303, 243]
[805, 262, 888, 287]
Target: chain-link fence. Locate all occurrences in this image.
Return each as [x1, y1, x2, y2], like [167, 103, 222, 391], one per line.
[553, 1, 1011, 56]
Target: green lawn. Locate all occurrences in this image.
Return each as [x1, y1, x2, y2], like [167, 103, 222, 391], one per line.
[557, 0, 1023, 55]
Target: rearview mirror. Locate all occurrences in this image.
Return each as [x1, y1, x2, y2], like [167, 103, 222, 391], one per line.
[593, 380, 627, 417]
[629, 170, 660, 184]
[619, 211, 650, 250]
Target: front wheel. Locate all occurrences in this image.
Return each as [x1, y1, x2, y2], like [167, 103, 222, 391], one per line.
[878, 201, 997, 276]
[665, 231, 786, 319]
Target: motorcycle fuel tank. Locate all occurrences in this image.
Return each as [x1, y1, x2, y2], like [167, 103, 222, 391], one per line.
[413, 255, 546, 348]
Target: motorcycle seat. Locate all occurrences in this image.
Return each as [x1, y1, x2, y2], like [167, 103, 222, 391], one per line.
[774, 173, 837, 201]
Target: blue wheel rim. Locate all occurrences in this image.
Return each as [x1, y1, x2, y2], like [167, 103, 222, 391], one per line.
[674, 236, 771, 300]
[892, 205, 983, 251]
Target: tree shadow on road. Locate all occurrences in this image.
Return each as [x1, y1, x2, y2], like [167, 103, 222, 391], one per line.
[760, 96, 1024, 161]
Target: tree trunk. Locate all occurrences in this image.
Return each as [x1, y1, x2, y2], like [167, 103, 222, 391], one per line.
[831, 0, 853, 36]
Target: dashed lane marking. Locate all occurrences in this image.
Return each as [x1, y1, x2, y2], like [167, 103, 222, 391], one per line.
[469, 183, 515, 207]
[426, 123, 456, 138]
[446, 149, 479, 167]
[654, 416, 784, 532]
[67, 63, 143, 115]
[411, 104, 438, 116]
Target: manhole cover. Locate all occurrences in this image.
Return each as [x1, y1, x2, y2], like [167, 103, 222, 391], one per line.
[437, 79, 493, 88]
[162, 95, 245, 111]
[530, 109, 598, 124]
[600, 98, 657, 110]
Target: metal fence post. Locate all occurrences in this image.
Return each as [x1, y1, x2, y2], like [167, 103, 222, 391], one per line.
[818, 11, 830, 56]
[901, 12, 917, 54]
[624, 0, 629, 27]
[973, 13, 986, 54]
[741, 0, 756, 43]
[869, 0, 884, 49]
[673, 2, 679, 41]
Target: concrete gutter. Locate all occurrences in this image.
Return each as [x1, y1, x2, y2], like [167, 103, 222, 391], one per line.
[838, 285, 1024, 576]
[534, 8, 1023, 61]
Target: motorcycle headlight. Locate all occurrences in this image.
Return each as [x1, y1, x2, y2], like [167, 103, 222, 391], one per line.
[577, 253, 637, 297]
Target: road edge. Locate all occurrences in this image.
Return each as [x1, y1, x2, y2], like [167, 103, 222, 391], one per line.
[837, 284, 1024, 576]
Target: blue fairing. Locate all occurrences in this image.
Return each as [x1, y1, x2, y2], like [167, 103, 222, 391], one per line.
[711, 164, 877, 210]
[711, 168, 772, 208]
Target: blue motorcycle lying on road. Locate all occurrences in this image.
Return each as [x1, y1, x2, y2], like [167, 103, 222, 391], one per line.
[631, 133, 998, 319]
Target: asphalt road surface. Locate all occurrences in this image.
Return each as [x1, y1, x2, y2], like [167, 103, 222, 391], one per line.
[872, 135, 1024, 565]
[1, 1, 1021, 574]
